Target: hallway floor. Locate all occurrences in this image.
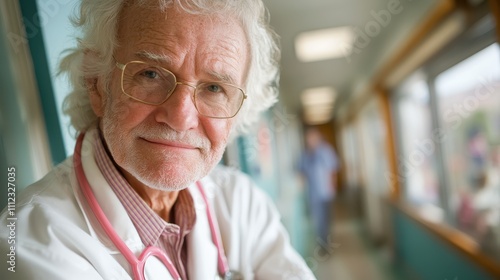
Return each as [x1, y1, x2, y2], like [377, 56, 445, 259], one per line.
[302, 192, 403, 280]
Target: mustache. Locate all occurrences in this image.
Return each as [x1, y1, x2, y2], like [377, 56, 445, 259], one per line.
[133, 124, 210, 149]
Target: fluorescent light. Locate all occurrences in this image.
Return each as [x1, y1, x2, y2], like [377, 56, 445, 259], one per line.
[295, 26, 355, 62]
[300, 87, 336, 106]
[303, 107, 333, 124]
[301, 87, 336, 124]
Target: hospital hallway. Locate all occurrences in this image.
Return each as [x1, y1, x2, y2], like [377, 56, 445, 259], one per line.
[305, 190, 409, 280]
[2, 0, 500, 279]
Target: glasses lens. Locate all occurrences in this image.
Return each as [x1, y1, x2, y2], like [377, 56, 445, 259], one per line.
[122, 62, 176, 105]
[195, 83, 245, 118]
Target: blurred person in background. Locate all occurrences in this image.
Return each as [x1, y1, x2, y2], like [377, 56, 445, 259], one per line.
[299, 127, 340, 251]
[472, 145, 500, 259]
[467, 128, 489, 188]
[0, 0, 316, 279]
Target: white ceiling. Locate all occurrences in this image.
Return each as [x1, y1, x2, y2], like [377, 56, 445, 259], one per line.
[262, 0, 438, 116]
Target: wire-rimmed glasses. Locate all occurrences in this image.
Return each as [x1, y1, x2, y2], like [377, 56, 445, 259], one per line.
[116, 61, 247, 119]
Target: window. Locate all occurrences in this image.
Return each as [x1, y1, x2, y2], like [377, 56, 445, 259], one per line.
[435, 43, 500, 259]
[341, 123, 362, 189]
[36, 0, 78, 156]
[392, 41, 500, 260]
[357, 98, 391, 239]
[393, 72, 443, 221]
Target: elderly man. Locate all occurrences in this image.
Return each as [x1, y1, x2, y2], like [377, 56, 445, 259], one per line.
[0, 0, 315, 279]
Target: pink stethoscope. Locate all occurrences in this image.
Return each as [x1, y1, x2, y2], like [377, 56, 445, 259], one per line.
[73, 133, 242, 280]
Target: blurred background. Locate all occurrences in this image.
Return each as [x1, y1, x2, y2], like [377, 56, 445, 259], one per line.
[1, 0, 500, 279]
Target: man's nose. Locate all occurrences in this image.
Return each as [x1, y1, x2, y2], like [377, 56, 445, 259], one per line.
[154, 84, 199, 131]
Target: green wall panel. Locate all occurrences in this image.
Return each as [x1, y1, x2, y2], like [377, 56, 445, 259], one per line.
[393, 209, 494, 280]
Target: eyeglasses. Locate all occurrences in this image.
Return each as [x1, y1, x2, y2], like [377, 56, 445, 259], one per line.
[115, 61, 247, 119]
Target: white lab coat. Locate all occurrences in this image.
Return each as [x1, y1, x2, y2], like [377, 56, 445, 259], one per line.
[0, 130, 315, 280]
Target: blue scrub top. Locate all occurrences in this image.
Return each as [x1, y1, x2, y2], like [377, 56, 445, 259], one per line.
[299, 142, 339, 201]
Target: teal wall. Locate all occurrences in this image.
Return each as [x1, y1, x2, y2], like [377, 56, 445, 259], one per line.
[18, 0, 66, 165]
[0, 0, 75, 210]
[236, 112, 279, 201]
[234, 110, 309, 256]
[392, 209, 494, 280]
[0, 4, 36, 210]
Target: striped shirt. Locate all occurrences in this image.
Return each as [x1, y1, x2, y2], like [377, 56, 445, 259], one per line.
[93, 131, 196, 279]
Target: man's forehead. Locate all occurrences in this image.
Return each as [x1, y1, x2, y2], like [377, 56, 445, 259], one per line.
[131, 50, 241, 85]
[116, 5, 249, 84]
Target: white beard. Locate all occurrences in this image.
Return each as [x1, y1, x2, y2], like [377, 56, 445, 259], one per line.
[100, 98, 226, 191]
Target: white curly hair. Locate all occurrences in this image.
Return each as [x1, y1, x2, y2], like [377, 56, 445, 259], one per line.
[60, 0, 280, 137]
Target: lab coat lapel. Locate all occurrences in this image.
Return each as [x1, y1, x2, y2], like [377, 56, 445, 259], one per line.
[75, 129, 143, 253]
[187, 180, 219, 280]
[74, 129, 175, 279]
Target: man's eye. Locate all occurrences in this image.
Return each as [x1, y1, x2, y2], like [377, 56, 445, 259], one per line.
[140, 70, 159, 79]
[206, 84, 223, 93]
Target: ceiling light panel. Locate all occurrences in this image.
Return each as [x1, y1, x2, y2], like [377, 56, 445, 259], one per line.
[300, 87, 337, 106]
[295, 26, 355, 62]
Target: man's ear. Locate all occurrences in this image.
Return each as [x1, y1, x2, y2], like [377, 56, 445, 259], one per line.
[86, 77, 105, 117]
[84, 51, 106, 117]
